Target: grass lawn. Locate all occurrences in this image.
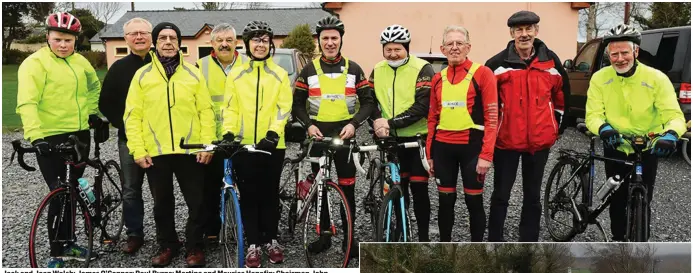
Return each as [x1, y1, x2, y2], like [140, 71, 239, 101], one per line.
[2, 64, 107, 131]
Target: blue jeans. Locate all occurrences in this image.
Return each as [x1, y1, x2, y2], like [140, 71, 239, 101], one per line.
[118, 139, 148, 238]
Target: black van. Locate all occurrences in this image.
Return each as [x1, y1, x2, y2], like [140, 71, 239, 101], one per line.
[562, 26, 691, 162]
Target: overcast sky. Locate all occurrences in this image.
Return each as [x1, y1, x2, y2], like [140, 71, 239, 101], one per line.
[570, 243, 691, 257]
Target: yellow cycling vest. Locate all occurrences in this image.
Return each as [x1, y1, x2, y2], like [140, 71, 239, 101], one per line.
[308, 57, 357, 122]
[196, 54, 246, 139]
[437, 62, 485, 131]
[373, 56, 429, 137]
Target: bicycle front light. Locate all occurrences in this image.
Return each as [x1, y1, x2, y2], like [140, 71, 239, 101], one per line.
[332, 138, 344, 146]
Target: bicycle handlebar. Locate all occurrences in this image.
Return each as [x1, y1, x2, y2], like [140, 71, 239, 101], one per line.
[10, 135, 87, 172]
[178, 138, 271, 156]
[576, 122, 664, 153]
[352, 134, 430, 175]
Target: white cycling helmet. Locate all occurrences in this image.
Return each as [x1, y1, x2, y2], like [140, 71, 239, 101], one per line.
[380, 24, 411, 44]
[604, 23, 641, 45]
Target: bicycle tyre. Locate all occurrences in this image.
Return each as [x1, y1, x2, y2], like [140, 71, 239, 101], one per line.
[221, 188, 245, 267]
[99, 160, 124, 245]
[278, 158, 299, 243]
[365, 157, 382, 238]
[301, 181, 353, 268]
[29, 188, 93, 268]
[682, 139, 690, 165]
[627, 190, 648, 242]
[543, 158, 583, 242]
[375, 185, 410, 242]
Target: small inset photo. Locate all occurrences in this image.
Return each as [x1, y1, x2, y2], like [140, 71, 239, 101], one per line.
[360, 242, 691, 273]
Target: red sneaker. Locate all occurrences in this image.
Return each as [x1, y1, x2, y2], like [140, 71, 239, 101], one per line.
[265, 239, 284, 264]
[245, 245, 262, 268]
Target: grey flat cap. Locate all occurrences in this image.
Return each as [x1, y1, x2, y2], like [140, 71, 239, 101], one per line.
[507, 11, 540, 27]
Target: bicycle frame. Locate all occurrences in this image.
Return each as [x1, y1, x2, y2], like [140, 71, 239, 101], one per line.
[554, 131, 653, 237]
[353, 135, 429, 242]
[296, 147, 336, 235]
[219, 158, 243, 235]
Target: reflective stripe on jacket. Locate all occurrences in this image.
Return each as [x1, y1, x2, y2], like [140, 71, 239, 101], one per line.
[16, 47, 101, 142]
[124, 51, 216, 160]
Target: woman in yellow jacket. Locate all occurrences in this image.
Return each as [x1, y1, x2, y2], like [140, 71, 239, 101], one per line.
[222, 21, 293, 268]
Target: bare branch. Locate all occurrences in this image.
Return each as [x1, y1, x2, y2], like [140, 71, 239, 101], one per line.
[87, 2, 124, 24]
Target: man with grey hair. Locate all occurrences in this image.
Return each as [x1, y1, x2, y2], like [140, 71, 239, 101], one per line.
[195, 23, 246, 243]
[99, 17, 153, 254]
[426, 25, 498, 242]
[485, 10, 568, 242]
[586, 24, 685, 241]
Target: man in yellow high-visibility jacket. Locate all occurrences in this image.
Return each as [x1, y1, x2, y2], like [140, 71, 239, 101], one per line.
[586, 24, 686, 241]
[195, 23, 246, 244]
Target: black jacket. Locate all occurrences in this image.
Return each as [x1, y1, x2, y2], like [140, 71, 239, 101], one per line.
[99, 52, 152, 140]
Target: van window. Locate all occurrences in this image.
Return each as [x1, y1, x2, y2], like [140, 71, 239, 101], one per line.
[574, 41, 599, 72]
[639, 33, 679, 72]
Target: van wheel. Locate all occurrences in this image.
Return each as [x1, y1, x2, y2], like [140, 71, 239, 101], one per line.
[682, 139, 691, 165]
[563, 115, 577, 128]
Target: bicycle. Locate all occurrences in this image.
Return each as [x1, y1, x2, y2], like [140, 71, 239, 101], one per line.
[179, 138, 270, 268]
[277, 136, 354, 268]
[352, 133, 429, 242]
[11, 128, 124, 268]
[544, 122, 668, 242]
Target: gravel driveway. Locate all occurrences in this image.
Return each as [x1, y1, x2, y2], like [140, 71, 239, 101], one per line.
[3, 126, 690, 268]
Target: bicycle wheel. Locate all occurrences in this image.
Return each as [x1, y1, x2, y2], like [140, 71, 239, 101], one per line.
[278, 158, 299, 243]
[220, 188, 245, 267]
[682, 139, 690, 165]
[301, 181, 353, 268]
[98, 160, 124, 247]
[29, 188, 94, 268]
[375, 185, 410, 242]
[543, 158, 583, 242]
[364, 158, 383, 238]
[627, 190, 648, 242]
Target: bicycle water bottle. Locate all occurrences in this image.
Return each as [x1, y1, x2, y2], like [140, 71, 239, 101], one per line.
[78, 178, 96, 204]
[383, 182, 390, 196]
[298, 173, 315, 200]
[596, 175, 622, 201]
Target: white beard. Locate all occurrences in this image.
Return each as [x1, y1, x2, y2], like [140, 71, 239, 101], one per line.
[613, 61, 634, 74]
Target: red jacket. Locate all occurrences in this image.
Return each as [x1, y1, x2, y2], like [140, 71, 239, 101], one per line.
[426, 58, 498, 162]
[485, 39, 566, 153]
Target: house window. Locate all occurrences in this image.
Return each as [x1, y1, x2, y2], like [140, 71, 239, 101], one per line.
[114, 46, 129, 56]
[181, 45, 189, 56]
[198, 46, 213, 58]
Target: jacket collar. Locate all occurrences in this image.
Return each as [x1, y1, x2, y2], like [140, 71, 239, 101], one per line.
[504, 38, 552, 66]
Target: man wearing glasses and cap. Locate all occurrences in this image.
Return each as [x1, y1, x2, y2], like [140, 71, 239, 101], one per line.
[485, 11, 569, 242]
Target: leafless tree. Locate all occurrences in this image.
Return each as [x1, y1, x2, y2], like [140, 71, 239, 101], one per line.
[579, 2, 653, 41]
[586, 243, 656, 273]
[244, 2, 271, 9]
[194, 2, 233, 10]
[88, 2, 124, 24]
[538, 244, 574, 273]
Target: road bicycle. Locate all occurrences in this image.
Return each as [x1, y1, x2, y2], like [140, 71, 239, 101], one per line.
[352, 134, 429, 242]
[11, 129, 123, 267]
[277, 136, 354, 268]
[544, 122, 681, 242]
[179, 138, 269, 268]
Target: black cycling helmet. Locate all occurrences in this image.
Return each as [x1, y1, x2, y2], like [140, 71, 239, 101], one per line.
[242, 20, 273, 42]
[242, 20, 275, 61]
[316, 16, 345, 37]
[603, 23, 641, 45]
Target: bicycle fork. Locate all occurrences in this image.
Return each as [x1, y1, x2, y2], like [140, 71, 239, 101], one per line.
[385, 163, 408, 242]
[314, 156, 337, 236]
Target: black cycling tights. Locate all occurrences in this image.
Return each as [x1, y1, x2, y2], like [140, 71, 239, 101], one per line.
[432, 140, 486, 242]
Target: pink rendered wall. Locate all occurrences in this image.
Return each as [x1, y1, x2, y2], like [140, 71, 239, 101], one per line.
[105, 32, 285, 68]
[335, 2, 580, 75]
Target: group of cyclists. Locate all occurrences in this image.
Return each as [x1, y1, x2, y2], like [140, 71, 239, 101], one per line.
[16, 9, 686, 269]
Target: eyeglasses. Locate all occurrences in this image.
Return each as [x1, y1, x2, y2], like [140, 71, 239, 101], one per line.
[158, 35, 178, 42]
[126, 31, 151, 37]
[444, 41, 468, 49]
[251, 37, 270, 45]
